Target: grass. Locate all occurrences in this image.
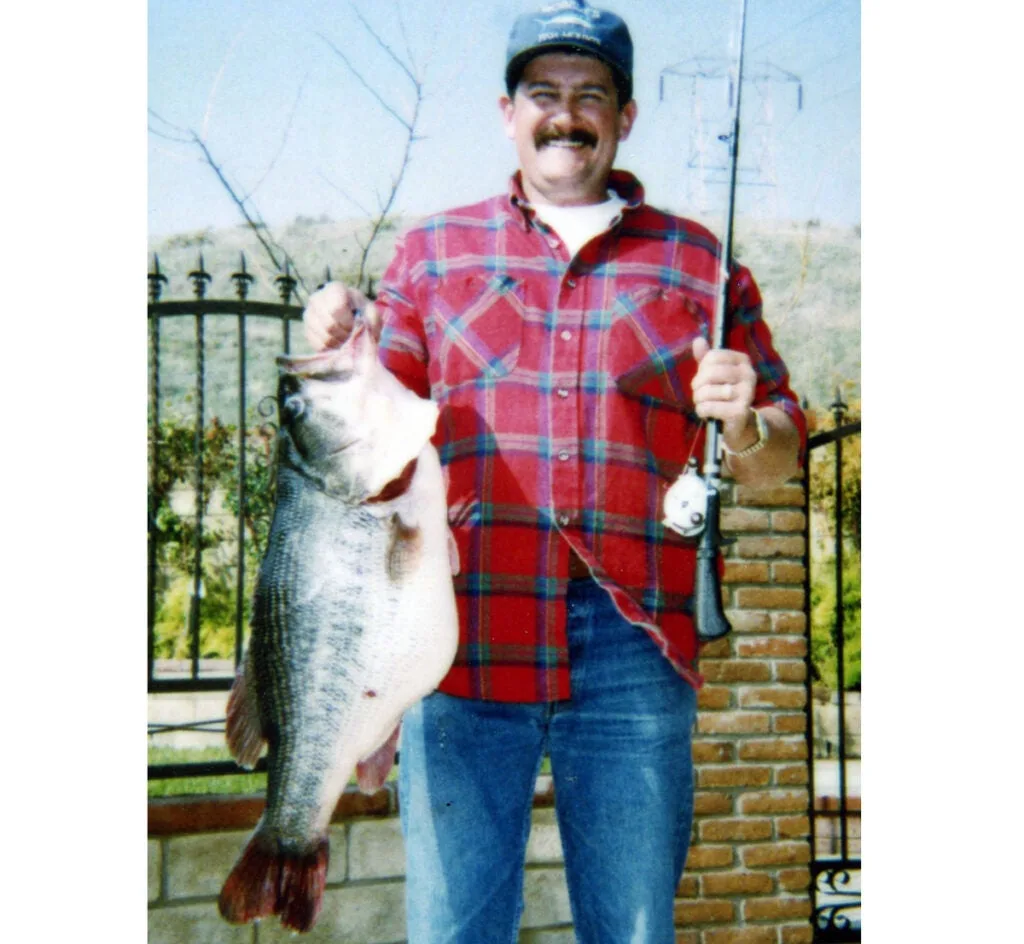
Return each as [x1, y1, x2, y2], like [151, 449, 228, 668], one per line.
[148, 745, 266, 798]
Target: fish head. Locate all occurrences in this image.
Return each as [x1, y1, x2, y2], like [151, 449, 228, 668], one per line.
[276, 321, 439, 501]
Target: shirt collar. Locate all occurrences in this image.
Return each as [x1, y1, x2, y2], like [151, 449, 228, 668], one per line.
[506, 169, 645, 230]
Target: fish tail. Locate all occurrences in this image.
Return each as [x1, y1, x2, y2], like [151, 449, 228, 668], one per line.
[218, 829, 330, 933]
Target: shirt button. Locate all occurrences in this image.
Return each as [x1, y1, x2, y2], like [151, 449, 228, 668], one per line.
[560, 330, 572, 341]
[566, 278, 577, 289]
[556, 388, 569, 398]
[558, 450, 570, 461]
[548, 238, 559, 248]
[557, 513, 570, 526]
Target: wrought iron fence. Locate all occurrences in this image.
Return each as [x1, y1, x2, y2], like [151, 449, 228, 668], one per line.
[148, 254, 311, 780]
[803, 394, 861, 942]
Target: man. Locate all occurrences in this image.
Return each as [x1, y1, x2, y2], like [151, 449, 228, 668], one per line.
[304, 2, 805, 940]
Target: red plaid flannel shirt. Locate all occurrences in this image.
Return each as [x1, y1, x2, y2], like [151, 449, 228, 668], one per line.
[376, 170, 806, 703]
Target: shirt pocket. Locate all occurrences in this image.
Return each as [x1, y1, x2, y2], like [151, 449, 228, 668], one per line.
[432, 274, 524, 391]
[609, 286, 706, 411]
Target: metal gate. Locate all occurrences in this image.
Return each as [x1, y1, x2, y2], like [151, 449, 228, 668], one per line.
[803, 394, 861, 941]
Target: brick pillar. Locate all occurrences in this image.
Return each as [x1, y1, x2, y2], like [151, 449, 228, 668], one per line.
[677, 473, 813, 944]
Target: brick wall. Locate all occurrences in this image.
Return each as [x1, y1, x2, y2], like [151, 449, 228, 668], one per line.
[148, 473, 813, 943]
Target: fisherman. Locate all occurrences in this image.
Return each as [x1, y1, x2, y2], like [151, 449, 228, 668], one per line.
[304, 1, 805, 940]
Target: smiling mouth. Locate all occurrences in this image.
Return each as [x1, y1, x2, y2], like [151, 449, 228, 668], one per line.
[536, 130, 598, 150]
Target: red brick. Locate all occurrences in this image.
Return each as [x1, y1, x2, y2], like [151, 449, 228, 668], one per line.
[778, 868, 811, 893]
[727, 610, 773, 633]
[771, 562, 807, 583]
[743, 897, 812, 921]
[698, 685, 734, 710]
[700, 819, 773, 842]
[735, 483, 805, 507]
[775, 662, 808, 683]
[737, 636, 807, 657]
[685, 845, 735, 870]
[700, 637, 732, 659]
[742, 842, 811, 867]
[734, 535, 805, 559]
[781, 923, 814, 943]
[674, 932, 700, 944]
[738, 791, 808, 815]
[777, 815, 811, 839]
[694, 792, 734, 816]
[721, 508, 771, 532]
[772, 612, 807, 634]
[771, 510, 807, 532]
[698, 766, 773, 789]
[773, 713, 807, 735]
[702, 871, 774, 896]
[739, 739, 808, 762]
[776, 765, 810, 786]
[739, 687, 806, 710]
[693, 741, 735, 764]
[724, 561, 771, 584]
[697, 712, 771, 736]
[704, 928, 778, 944]
[735, 588, 805, 611]
[699, 660, 772, 683]
[676, 875, 700, 898]
[674, 900, 736, 925]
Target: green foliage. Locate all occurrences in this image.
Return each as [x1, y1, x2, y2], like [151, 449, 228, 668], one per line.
[149, 415, 276, 661]
[148, 746, 267, 797]
[810, 548, 861, 690]
[807, 398, 861, 551]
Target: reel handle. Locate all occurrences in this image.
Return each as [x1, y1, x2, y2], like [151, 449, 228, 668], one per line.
[693, 484, 733, 642]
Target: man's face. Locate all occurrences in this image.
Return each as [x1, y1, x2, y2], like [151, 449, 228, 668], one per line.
[500, 52, 638, 207]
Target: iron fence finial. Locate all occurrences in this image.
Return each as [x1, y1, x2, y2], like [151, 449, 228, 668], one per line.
[149, 253, 168, 303]
[188, 253, 212, 300]
[231, 252, 255, 301]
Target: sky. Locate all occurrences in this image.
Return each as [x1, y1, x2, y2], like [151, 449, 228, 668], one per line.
[148, 0, 861, 238]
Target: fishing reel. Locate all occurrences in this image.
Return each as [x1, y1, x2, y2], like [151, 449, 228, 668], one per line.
[663, 458, 709, 538]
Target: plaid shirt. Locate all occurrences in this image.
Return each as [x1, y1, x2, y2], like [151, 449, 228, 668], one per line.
[376, 171, 805, 703]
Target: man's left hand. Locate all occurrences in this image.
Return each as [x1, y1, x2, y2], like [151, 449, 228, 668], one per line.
[691, 336, 759, 451]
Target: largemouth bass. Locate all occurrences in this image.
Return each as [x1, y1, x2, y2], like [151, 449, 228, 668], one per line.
[218, 316, 458, 932]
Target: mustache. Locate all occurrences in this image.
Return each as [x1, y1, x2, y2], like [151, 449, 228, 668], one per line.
[534, 127, 598, 148]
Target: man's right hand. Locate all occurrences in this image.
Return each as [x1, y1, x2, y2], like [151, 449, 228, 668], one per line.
[302, 281, 370, 351]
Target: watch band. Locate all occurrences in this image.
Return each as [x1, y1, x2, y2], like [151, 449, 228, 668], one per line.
[723, 408, 768, 459]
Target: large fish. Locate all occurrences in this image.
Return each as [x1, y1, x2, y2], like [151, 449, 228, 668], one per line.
[218, 314, 458, 933]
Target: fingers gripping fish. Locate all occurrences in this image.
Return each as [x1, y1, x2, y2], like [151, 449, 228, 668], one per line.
[218, 317, 458, 933]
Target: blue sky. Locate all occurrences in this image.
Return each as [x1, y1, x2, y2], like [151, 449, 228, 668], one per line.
[148, 0, 860, 237]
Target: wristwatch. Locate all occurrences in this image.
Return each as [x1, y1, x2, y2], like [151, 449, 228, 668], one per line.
[723, 409, 769, 459]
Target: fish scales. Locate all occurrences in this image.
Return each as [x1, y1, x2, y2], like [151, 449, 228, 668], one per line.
[219, 319, 458, 933]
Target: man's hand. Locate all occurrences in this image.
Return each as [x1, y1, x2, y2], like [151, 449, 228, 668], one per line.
[302, 282, 370, 351]
[691, 336, 759, 452]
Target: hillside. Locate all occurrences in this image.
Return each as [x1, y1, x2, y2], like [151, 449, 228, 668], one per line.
[148, 215, 860, 411]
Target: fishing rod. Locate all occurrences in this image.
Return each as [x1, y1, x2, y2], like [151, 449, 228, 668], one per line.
[663, 0, 750, 641]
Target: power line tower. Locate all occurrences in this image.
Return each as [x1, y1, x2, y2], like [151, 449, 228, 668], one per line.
[659, 57, 802, 220]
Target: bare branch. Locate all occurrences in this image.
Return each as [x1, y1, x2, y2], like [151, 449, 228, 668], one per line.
[190, 131, 311, 301]
[316, 30, 413, 132]
[318, 170, 373, 218]
[244, 76, 308, 202]
[349, 2, 419, 89]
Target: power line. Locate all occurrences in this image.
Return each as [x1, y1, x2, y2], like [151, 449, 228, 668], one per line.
[746, 0, 850, 55]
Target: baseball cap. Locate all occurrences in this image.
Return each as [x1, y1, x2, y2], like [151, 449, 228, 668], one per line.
[505, 1, 634, 104]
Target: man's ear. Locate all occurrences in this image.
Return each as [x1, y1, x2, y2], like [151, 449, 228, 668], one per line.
[618, 99, 638, 141]
[499, 94, 516, 140]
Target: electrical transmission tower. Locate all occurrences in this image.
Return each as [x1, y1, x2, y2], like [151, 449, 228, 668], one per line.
[659, 57, 802, 220]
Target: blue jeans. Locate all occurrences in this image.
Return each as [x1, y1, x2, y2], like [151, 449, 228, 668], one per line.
[399, 578, 698, 943]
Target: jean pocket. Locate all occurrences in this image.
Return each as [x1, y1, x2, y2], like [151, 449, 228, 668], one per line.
[610, 286, 705, 411]
[433, 274, 524, 391]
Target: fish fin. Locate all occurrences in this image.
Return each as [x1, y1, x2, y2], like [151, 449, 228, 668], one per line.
[218, 830, 329, 933]
[355, 723, 402, 794]
[448, 527, 460, 576]
[387, 514, 423, 581]
[225, 651, 265, 769]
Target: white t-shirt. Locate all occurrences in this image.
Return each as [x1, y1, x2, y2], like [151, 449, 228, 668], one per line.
[531, 190, 627, 258]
